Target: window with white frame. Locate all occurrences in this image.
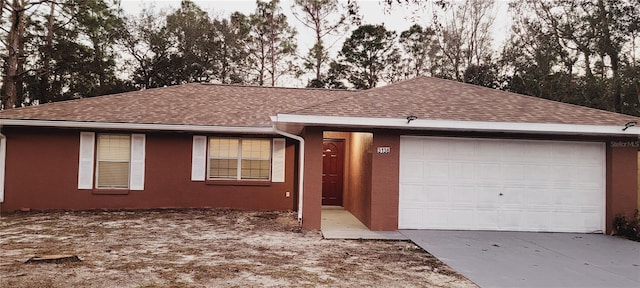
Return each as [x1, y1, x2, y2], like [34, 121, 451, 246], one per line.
[96, 134, 131, 188]
[208, 138, 271, 180]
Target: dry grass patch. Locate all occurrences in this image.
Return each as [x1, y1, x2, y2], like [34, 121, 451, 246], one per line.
[1, 209, 476, 287]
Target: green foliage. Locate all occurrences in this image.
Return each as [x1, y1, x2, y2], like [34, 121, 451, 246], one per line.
[502, 0, 640, 116]
[124, 1, 252, 88]
[164, 0, 215, 83]
[9, 0, 134, 106]
[307, 61, 348, 89]
[463, 63, 499, 88]
[614, 210, 640, 242]
[335, 24, 399, 89]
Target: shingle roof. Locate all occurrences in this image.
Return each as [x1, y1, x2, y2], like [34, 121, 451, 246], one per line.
[0, 83, 354, 127]
[1, 77, 637, 129]
[290, 76, 639, 126]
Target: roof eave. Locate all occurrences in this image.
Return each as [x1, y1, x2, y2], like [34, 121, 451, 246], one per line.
[274, 114, 640, 137]
[0, 119, 275, 134]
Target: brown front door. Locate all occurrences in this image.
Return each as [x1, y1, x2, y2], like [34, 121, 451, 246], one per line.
[322, 139, 344, 206]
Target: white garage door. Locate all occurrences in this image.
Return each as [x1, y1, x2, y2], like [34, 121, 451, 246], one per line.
[399, 136, 605, 233]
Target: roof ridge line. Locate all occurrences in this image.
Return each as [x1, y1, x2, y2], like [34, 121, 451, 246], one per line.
[198, 82, 360, 92]
[281, 76, 430, 115]
[282, 89, 366, 114]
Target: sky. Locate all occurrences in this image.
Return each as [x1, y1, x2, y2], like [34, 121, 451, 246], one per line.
[119, 0, 512, 86]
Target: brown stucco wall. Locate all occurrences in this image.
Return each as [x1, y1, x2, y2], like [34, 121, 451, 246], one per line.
[368, 132, 400, 231]
[301, 127, 323, 230]
[606, 142, 638, 233]
[0, 127, 297, 212]
[343, 132, 373, 227]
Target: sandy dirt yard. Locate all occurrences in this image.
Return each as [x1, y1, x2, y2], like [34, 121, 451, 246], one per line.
[0, 209, 476, 287]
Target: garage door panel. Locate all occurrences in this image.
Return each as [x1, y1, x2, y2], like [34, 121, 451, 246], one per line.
[399, 136, 605, 233]
[499, 209, 524, 230]
[476, 185, 500, 208]
[554, 188, 580, 205]
[476, 210, 499, 230]
[423, 208, 449, 228]
[450, 162, 475, 181]
[552, 211, 600, 232]
[576, 166, 603, 183]
[476, 142, 500, 161]
[501, 142, 527, 161]
[399, 208, 423, 228]
[524, 186, 553, 206]
[551, 165, 578, 184]
[525, 143, 552, 162]
[501, 186, 526, 206]
[449, 209, 476, 229]
[424, 140, 449, 160]
[552, 142, 583, 162]
[401, 138, 424, 158]
[525, 165, 552, 181]
[450, 141, 475, 160]
[476, 163, 501, 181]
[424, 161, 449, 180]
[401, 160, 424, 181]
[580, 188, 602, 206]
[450, 185, 475, 204]
[524, 210, 552, 231]
[399, 184, 423, 203]
[424, 185, 449, 203]
[502, 164, 526, 181]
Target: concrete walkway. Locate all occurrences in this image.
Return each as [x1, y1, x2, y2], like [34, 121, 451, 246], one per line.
[320, 207, 407, 240]
[401, 230, 640, 288]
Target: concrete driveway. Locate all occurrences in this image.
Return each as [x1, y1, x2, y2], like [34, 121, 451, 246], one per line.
[401, 230, 640, 288]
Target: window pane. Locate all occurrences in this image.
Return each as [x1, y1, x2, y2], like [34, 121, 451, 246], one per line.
[241, 160, 270, 179]
[98, 135, 131, 161]
[241, 139, 270, 159]
[209, 159, 238, 179]
[208, 138, 271, 181]
[96, 134, 130, 188]
[97, 161, 129, 188]
[210, 138, 238, 158]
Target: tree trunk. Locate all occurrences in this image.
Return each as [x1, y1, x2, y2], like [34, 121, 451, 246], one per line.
[3, 0, 27, 109]
[39, 1, 55, 104]
[598, 0, 621, 112]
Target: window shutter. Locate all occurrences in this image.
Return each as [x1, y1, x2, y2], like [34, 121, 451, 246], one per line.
[129, 134, 146, 190]
[271, 138, 286, 183]
[78, 132, 95, 189]
[0, 136, 6, 202]
[191, 136, 207, 181]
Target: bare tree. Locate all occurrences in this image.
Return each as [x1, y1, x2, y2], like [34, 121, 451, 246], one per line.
[248, 0, 297, 86]
[434, 0, 496, 81]
[291, 0, 356, 87]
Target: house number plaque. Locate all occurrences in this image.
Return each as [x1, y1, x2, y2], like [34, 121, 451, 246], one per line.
[377, 147, 391, 154]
